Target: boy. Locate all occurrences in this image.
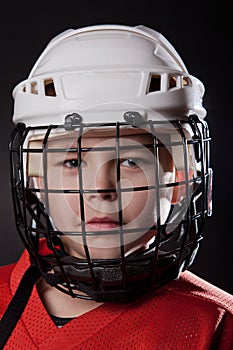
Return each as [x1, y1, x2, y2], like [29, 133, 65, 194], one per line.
[0, 24, 232, 349]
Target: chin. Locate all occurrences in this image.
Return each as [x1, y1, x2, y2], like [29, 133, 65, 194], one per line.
[88, 247, 122, 260]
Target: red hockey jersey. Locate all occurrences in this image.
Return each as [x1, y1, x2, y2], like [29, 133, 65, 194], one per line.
[0, 250, 233, 349]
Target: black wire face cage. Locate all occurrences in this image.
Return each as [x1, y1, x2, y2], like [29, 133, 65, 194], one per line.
[9, 114, 212, 302]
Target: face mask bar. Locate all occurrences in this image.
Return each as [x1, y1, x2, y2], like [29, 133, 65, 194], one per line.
[9, 115, 212, 302]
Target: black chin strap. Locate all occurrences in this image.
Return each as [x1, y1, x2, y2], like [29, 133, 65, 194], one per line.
[0, 265, 41, 349]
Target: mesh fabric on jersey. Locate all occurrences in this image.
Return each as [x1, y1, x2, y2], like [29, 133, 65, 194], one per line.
[0, 250, 233, 350]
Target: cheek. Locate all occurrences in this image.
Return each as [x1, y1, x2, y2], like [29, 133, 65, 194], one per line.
[47, 163, 79, 190]
[121, 169, 155, 220]
[132, 191, 149, 213]
[122, 190, 154, 223]
[48, 194, 80, 230]
[123, 186, 172, 226]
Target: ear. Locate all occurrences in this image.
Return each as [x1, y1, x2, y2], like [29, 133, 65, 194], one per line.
[171, 170, 194, 204]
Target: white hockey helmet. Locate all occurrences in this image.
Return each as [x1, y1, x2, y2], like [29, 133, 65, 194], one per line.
[12, 24, 206, 127]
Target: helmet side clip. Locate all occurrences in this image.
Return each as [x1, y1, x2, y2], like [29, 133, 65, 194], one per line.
[123, 111, 144, 127]
[64, 113, 82, 130]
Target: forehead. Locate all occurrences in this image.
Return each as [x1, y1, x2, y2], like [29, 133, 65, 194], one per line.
[46, 128, 154, 148]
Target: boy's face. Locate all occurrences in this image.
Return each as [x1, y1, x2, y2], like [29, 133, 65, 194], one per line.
[37, 128, 175, 259]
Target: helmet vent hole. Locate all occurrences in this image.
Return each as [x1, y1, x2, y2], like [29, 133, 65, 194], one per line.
[147, 74, 161, 93]
[168, 76, 177, 89]
[44, 79, 56, 96]
[31, 81, 38, 95]
[182, 76, 192, 87]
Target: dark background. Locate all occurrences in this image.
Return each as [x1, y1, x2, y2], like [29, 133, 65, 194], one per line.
[0, 1, 232, 294]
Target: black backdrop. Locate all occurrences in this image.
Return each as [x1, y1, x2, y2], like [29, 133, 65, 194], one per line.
[0, 0, 232, 294]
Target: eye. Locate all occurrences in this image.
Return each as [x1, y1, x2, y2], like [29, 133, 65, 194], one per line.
[121, 158, 141, 168]
[63, 158, 87, 169]
[63, 159, 78, 168]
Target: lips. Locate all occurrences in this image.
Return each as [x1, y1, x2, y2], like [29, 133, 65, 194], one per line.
[86, 217, 120, 231]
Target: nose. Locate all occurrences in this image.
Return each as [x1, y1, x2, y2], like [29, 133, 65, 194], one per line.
[85, 162, 118, 202]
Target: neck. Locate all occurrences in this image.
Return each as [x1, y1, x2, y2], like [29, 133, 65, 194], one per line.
[37, 278, 103, 318]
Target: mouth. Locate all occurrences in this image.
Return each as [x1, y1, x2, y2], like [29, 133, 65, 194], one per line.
[86, 217, 120, 231]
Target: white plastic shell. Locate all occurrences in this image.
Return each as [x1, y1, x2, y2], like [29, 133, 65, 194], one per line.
[12, 25, 206, 126]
